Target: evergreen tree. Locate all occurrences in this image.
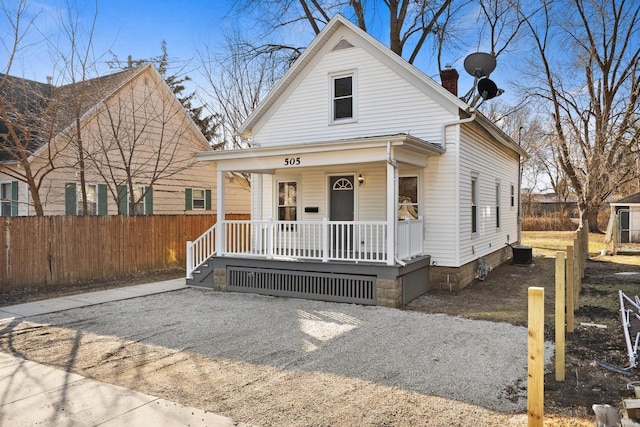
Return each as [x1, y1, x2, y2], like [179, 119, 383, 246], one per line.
[108, 41, 219, 144]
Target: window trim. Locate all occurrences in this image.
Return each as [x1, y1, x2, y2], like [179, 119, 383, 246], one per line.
[398, 175, 420, 220]
[276, 180, 299, 224]
[510, 184, 515, 209]
[495, 181, 501, 229]
[76, 183, 98, 216]
[329, 70, 357, 124]
[471, 174, 479, 235]
[191, 188, 206, 210]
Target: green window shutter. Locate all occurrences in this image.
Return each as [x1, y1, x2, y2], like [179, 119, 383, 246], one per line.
[145, 186, 153, 215]
[205, 189, 212, 210]
[65, 183, 77, 216]
[98, 184, 108, 215]
[10, 181, 18, 216]
[185, 188, 192, 210]
[118, 185, 128, 215]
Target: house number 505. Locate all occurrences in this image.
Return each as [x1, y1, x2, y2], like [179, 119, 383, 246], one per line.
[284, 157, 301, 166]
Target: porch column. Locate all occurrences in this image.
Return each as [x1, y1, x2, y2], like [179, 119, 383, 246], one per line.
[216, 169, 226, 256]
[386, 159, 397, 265]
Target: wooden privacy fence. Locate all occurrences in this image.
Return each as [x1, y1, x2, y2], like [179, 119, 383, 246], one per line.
[1, 214, 249, 293]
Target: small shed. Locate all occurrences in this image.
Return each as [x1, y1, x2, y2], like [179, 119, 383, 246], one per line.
[610, 193, 640, 243]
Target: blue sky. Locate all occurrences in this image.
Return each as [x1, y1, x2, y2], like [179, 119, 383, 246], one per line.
[2, 0, 519, 104]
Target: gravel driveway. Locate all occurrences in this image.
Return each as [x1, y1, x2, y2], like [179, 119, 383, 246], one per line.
[18, 288, 552, 415]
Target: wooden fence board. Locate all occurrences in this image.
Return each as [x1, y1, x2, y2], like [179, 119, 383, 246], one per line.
[0, 214, 247, 293]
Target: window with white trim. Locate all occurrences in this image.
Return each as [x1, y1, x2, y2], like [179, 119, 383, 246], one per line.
[398, 176, 419, 219]
[471, 176, 478, 234]
[192, 189, 206, 210]
[277, 181, 297, 221]
[1, 182, 14, 217]
[77, 184, 98, 215]
[129, 186, 146, 215]
[510, 184, 515, 208]
[496, 182, 501, 228]
[331, 72, 355, 122]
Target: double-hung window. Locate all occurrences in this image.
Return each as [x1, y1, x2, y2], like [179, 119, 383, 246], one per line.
[1, 181, 17, 217]
[398, 176, 419, 220]
[278, 181, 297, 222]
[471, 176, 478, 234]
[496, 182, 501, 229]
[331, 72, 356, 123]
[77, 184, 97, 215]
[118, 185, 153, 215]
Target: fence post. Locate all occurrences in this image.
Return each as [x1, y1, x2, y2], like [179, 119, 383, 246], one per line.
[555, 251, 566, 381]
[567, 245, 575, 333]
[528, 286, 545, 427]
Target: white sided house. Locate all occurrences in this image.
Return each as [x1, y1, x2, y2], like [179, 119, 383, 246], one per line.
[186, 15, 526, 307]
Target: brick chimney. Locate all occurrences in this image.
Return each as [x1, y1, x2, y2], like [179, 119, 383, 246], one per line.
[440, 65, 459, 96]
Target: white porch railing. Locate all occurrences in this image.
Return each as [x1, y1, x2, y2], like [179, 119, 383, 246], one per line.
[397, 217, 424, 260]
[187, 217, 424, 279]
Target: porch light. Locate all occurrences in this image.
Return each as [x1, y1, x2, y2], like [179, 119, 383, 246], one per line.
[358, 174, 365, 185]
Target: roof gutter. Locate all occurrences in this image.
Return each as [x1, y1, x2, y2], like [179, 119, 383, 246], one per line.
[441, 108, 477, 147]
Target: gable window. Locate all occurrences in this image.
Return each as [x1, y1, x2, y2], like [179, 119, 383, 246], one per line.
[331, 72, 356, 123]
[185, 188, 212, 211]
[496, 182, 501, 229]
[1, 181, 18, 217]
[278, 181, 297, 221]
[471, 176, 478, 234]
[65, 182, 107, 216]
[398, 176, 419, 220]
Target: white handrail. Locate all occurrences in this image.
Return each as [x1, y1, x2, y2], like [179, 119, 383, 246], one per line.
[186, 223, 218, 279]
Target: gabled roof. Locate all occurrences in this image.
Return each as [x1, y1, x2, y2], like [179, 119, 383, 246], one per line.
[1, 65, 210, 164]
[611, 192, 640, 205]
[238, 14, 469, 139]
[237, 14, 525, 159]
[0, 67, 141, 163]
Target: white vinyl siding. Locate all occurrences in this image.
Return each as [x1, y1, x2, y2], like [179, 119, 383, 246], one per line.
[458, 124, 520, 266]
[251, 27, 456, 147]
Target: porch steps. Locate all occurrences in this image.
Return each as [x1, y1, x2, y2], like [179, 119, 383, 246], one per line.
[186, 261, 215, 287]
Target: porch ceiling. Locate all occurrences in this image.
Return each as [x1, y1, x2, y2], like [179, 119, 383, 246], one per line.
[195, 133, 444, 172]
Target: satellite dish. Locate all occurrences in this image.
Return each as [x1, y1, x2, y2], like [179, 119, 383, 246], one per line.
[477, 78, 499, 100]
[463, 52, 497, 78]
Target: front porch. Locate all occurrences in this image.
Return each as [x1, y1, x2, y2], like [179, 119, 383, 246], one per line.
[187, 134, 444, 307]
[185, 218, 428, 307]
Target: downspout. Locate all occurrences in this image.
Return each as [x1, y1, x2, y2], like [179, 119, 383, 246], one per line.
[517, 127, 523, 244]
[441, 109, 477, 267]
[387, 142, 406, 267]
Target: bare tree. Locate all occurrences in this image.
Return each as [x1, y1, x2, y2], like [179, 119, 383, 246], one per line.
[84, 70, 198, 215]
[198, 33, 289, 150]
[233, 0, 454, 64]
[0, 0, 67, 216]
[520, 0, 640, 232]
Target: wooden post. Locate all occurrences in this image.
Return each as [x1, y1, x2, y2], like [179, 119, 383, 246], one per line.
[528, 286, 545, 427]
[574, 238, 581, 298]
[555, 251, 566, 381]
[612, 214, 618, 256]
[583, 220, 589, 278]
[567, 245, 575, 333]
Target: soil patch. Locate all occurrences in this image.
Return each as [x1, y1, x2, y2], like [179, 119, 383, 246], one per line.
[405, 252, 640, 422]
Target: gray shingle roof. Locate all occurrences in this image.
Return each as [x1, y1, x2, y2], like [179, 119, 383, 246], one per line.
[0, 67, 142, 162]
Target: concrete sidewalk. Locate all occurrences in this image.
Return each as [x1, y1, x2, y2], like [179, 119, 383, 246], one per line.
[0, 279, 249, 426]
[0, 278, 186, 321]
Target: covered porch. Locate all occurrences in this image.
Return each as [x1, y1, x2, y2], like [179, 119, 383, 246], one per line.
[187, 134, 444, 306]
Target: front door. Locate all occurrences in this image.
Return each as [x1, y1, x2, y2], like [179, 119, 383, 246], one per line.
[329, 176, 355, 256]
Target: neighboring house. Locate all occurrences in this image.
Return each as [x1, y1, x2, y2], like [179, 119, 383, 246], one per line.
[522, 193, 578, 217]
[610, 192, 640, 243]
[0, 66, 249, 216]
[186, 15, 526, 307]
